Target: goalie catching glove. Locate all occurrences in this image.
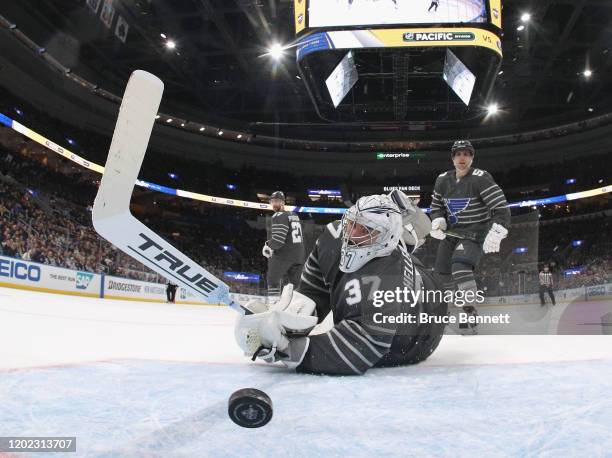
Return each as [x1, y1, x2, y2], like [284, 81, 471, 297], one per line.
[235, 284, 317, 369]
[483, 223, 508, 254]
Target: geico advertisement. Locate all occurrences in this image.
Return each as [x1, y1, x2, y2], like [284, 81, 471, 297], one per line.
[0, 255, 100, 295]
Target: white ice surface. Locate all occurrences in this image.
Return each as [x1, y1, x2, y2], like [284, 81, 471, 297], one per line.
[1, 286, 611, 457]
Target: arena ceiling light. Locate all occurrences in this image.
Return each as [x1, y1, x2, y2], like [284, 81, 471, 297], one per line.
[583, 69, 593, 78]
[160, 33, 167, 39]
[487, 103, 499, 115]
[268, 43, 284, 60]
[165, 40, 176, 50]
[517, 25, 525, 31]
[520, 13, 531, 23]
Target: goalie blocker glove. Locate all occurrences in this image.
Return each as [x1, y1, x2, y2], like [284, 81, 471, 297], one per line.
[235, 284, 317, 368]
[389, 189, 432, 250]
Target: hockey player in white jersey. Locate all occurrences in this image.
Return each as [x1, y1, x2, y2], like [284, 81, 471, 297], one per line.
[235, 192, 447, 375]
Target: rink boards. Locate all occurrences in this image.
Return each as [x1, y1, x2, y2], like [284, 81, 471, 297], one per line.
[1, 255, 610, 325]
[0, 255, 262, 306]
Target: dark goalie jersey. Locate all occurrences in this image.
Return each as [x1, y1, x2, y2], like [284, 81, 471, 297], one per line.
[267, 211, 305, 263]
[430, 168, 511, 238]
[295, 221, 446, 375]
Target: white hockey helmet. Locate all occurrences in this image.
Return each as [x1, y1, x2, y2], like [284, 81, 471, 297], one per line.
[339, 194, 403, 273]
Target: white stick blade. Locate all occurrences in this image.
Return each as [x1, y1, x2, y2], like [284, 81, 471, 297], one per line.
[94, 70, 164, 219]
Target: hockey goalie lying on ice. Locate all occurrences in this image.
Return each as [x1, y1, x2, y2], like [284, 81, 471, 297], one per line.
[235, 192, 448, 375]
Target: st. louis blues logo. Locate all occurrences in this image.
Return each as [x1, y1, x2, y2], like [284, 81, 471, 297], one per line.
[444, 198, 470, 224]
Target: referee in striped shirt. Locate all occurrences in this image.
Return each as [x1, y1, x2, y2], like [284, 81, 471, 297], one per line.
[539, 265, 556, 306]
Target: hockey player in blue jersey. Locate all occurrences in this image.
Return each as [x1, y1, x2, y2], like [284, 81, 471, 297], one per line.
[430, 140, 511, 334]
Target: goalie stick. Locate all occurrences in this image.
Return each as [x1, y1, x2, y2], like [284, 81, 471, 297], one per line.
[92, 70, 243, 312]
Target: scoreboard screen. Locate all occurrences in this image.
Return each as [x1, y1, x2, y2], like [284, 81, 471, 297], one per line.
[309, 0, 487, 29]
[295, 0, 502, 35]
[293, 0, 503, 122]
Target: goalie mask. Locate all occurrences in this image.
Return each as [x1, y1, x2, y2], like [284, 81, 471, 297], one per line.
[339, 194, 403, 273]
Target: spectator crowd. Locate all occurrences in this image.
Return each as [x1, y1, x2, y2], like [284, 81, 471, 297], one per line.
[0, 109, 610, 299]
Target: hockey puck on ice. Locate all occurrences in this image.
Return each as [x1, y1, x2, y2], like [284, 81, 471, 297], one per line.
[228, 388, 273, 428]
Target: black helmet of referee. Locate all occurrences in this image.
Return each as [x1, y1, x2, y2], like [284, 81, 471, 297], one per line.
[451, 140, 475, 157]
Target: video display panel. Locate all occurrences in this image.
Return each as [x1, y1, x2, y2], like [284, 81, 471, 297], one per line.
[308, 0, 487, 28]
[325, 51, 359, 108]
[443, 48, 476, 106]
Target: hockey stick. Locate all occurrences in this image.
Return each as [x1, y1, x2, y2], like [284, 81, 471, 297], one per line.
[444, 230, 481, 243]
[92, 70, 242, 312]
